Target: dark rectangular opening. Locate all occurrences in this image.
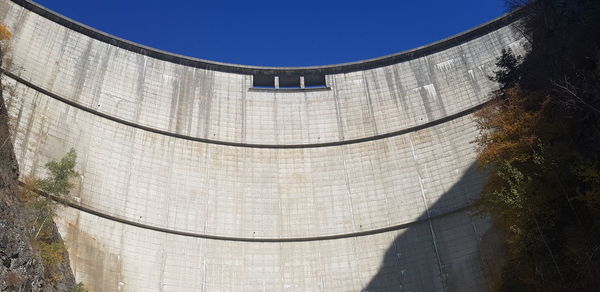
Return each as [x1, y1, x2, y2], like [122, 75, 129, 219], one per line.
[279, 75, 300, 88]
[251, 73, 327, 90]
[304, 74, 327, 88]
[253, 74, 275, 88]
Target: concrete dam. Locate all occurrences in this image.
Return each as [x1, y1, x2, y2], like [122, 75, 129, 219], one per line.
[0, 0, 528, 291]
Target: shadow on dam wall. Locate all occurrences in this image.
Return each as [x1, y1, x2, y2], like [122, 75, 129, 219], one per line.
[363, 163, 505, 292]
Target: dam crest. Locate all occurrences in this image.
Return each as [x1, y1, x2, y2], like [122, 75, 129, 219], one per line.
[0, 1, 527, 290]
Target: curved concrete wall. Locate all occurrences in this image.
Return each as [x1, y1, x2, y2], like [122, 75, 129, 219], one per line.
[0, 0, 527, 291]
[0, 0, 526, 146]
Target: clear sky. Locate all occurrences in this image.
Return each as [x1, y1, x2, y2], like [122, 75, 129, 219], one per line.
[34, 0, 508, 67]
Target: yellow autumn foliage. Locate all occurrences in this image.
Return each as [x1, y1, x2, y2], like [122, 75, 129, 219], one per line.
[0, 24, 11, 41]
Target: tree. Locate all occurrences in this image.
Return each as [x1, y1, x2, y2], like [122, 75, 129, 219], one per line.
[38, 148, 79, 199]
[0, 23, 85, 290]
[32, 148, 79, 239]
[473, 1, 600, 289]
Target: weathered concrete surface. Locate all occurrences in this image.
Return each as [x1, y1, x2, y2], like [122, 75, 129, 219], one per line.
[0, 89, 76, 291]
[0, 0, 528, 291]
[0, 0, 527, 146]
[5, 82, 488, 239]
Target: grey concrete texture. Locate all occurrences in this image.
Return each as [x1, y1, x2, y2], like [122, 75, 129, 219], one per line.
[0, 0, 528, 291]
[52, 204, 493, 292]
[0, 0, 527, 146]
[6, 81, 487, 239]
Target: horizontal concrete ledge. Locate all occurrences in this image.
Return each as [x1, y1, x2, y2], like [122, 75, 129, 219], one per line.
[11, 0, 525, 75]
[248, 87, 331, 93]
[3, 71, 489, 149]
[22, 180, 472, 242]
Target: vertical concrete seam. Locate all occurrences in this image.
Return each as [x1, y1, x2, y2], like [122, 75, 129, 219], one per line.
[391, 234, 406, 291]
[362, 71, 379, 135]
[331, 76, 345, 141]
[241, 76, 246, 143]
[340, 145, 357, 231]
[409, 135, 447, 291]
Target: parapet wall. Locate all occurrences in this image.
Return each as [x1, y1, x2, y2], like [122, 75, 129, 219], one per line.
[0, 0, 527, 291]
[0, 0, 526, 146]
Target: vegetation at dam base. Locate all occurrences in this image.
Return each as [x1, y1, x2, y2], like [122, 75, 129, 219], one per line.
[19, 149, 84, 289]
[0, 24, 86, 292]
[474, 0, 600, 290]
[2, 0, 599, 290]
[0, 128, 86, 290]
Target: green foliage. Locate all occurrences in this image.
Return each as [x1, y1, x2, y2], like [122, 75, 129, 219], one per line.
[17, 149, 80, 285]
[489, 48, 522, 91]
[0, 22, 82, 290]
[37, 240, 67, 284]
[29, 196, 56, 229]
[23, 148, 79, 240]
[66, 282, 89, 292]
[38, 148, 79, 198]
[474, 1, 600, 289]
[572, 160, 600, 210]
[38, 241, 66, 269]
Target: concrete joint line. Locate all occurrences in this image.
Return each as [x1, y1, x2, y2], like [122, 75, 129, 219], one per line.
[20, 180, 473, 242]
[3, 71, 489, 149]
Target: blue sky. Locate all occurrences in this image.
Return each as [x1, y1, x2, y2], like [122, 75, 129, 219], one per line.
[35, 0, 507, 67]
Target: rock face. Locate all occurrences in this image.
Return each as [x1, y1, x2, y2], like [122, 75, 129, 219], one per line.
[0, 172, 45, 292]
[0, 0, 528, 291]
[0, 60, 75, 292]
